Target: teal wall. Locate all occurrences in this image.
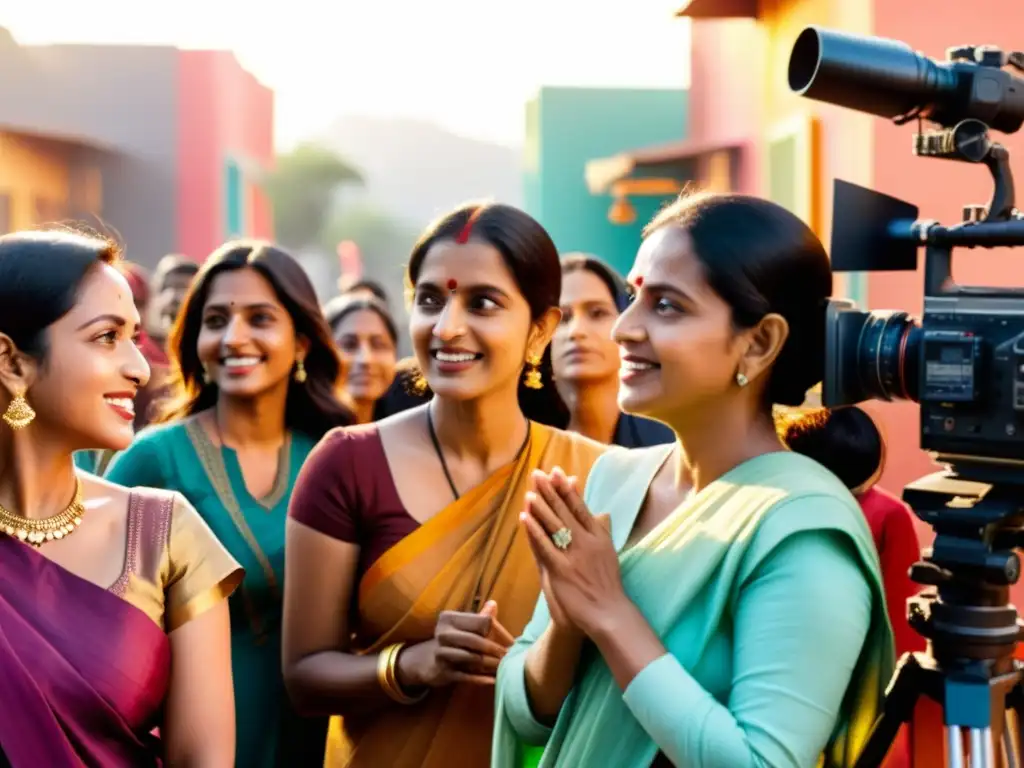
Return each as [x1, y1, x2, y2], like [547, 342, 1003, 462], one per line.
[523, 86, 688, 276]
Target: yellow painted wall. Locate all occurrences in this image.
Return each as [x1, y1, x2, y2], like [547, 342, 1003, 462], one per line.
[0, 132, 71, 232]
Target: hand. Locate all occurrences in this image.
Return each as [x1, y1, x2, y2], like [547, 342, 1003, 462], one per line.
[521, 467, 630, 638]
[396, 601, 515, 689]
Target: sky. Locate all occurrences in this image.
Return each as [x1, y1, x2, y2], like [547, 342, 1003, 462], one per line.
[2, 0, 690, 149]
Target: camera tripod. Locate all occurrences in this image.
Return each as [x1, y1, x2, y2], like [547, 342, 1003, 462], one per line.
[854, 471, 1024, 768]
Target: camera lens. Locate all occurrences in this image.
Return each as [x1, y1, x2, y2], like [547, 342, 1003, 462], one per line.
[856, 311, 921, 402]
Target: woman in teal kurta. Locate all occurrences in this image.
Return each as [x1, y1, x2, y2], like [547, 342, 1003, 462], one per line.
[107, 421, 320, 767]
[107, 241, 353, 767]
[494, 193, 895, 767]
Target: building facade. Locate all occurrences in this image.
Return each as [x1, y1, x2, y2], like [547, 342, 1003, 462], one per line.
[0, 28, 273, 267]
[524, 86, 688, 275]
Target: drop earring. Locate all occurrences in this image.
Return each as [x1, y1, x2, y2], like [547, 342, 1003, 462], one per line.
[523, 353, 543, 390]
[736, 371, 749, 388]
[3, 389, 36, 430]
[202, 365, 213, 385]
[294, 359, 308, 384]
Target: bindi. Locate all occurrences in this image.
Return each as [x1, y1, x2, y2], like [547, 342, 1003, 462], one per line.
[447, 279, 458, 293]
[634, 276, 644, 288]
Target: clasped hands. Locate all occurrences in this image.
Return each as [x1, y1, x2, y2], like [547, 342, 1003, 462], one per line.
[398, 600, 515, 690]
[519, 466, 629, 638]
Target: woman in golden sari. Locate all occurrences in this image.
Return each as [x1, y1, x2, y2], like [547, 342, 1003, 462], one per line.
[0, 230, 241, 766]
[283, 202, 607, 767]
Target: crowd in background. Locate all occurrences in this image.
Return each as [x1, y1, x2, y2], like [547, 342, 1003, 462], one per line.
[0, 194, 923, 767]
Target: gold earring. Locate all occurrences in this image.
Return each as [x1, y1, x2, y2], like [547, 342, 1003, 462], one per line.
[736, 371, 749, 388]
[523, 353, 543, 390]
[202, 365, 213, 385]
[3, 389, 36, 430]
[294, 359, 307, 384]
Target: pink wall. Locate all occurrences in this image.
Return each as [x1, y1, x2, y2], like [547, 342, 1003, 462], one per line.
[176, 50, 274, 261]
[687, 20, 763, 193]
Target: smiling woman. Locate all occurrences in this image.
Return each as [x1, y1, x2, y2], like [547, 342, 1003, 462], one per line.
[0, 229, 242, 766]
[282, 202, 608, 768]
[105, 240, 353, 768]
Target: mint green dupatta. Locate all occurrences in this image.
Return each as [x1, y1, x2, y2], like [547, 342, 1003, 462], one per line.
[493, 446, 894, 768]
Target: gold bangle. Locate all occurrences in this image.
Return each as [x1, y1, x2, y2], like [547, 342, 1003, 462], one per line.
[378, 643, 427, 705]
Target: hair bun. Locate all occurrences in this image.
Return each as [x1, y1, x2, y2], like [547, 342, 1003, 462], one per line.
[766, 297, 827, 407]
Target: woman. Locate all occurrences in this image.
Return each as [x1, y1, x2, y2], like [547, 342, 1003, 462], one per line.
[106, 241, 351, 767]
[0, 230, 241, 765]
[325, 296, 399, 423]
[494, 193, 894, 767]
[553, 254, 673, 448]
[283, 202, 607, 768]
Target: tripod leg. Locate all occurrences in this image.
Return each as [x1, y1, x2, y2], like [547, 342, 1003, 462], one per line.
[968, 727, 995, 768]
[855, 656, 924, 768]
[950, 727, 965, 768]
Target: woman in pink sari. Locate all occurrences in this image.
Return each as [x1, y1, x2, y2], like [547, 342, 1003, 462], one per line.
[0, 230, 242, 766]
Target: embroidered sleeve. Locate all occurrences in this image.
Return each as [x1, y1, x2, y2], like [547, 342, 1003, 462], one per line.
[164, 495, 243, 632]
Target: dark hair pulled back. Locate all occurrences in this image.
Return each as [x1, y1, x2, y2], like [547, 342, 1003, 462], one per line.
[645, 191, 832, 407]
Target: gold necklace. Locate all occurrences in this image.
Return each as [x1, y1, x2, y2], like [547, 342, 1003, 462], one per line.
[0, 479, 85, 546]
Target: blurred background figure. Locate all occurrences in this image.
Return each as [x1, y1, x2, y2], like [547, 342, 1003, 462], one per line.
[338, 278, 389, 308]
[149, 255, 199, 349]
[782, 405, 924, 660]
[324, 295, 398, 423]
[120, 261, 168, 427]
[552, 253, 673, 447]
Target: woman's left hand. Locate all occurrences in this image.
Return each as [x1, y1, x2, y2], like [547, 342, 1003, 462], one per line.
[521, 467, 632, 638]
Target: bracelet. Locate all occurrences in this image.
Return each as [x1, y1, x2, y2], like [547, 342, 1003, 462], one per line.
[377, 643, 428, 705]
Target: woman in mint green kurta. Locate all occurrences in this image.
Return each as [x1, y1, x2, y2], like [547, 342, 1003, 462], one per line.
[107, 241, 353, 767]
[495, 193, 895, 767]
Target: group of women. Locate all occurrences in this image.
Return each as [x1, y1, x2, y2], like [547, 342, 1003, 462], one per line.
[0, 192, 901, 767]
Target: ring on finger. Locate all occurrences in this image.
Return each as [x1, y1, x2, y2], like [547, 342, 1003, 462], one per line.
[551, 527, 572, 551]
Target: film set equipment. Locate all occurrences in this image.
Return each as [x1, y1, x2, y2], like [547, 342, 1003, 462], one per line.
[789, 26, 1024, 768]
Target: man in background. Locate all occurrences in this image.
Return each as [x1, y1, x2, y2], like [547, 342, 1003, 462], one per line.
[149, 254, 200, 347]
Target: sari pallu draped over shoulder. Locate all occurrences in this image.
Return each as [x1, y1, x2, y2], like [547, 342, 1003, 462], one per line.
[324, 422, 605, 768]
[493, 448, 894, 768]
[0, 537, 170, 767]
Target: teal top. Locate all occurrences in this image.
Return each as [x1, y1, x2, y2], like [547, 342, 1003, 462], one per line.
[105, 418, 327, 768]
[493, 446, 893, 768]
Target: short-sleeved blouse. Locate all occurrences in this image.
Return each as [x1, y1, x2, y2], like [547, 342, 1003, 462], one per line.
[113, 489, 243, 632]
[288, 424, 418, 580]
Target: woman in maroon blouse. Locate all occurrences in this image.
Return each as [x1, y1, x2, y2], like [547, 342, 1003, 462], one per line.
[282, 203, 607, 768]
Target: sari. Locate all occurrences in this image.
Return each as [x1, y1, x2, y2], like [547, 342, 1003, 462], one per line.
[494, 446, 893, 768]
[0, 489, 241, 767]
[324, 422, 605, 768]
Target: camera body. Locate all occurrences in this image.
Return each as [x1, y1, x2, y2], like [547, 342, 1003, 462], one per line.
[826, 290, 1024, 470]
[789, 26, 1024, 478]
